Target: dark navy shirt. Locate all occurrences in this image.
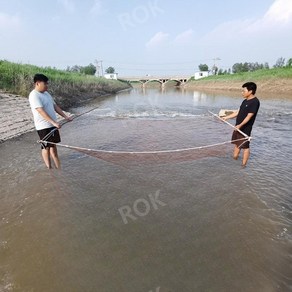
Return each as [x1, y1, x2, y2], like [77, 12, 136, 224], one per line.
[236, 97, 260, 135]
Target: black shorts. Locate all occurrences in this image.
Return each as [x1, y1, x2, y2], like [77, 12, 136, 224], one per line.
[231, 130, 250, 149]
[37, 127, 61, 149]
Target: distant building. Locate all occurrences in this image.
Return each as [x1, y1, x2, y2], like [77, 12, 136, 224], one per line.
[104, 73, 118, 80]
[194, 71, 210, 80]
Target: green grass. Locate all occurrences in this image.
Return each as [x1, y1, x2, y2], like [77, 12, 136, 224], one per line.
[190, 66, 292, 83]
[0, 60, 131, 108]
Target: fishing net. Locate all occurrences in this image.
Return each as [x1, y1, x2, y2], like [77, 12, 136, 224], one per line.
[38, 111, 249, 165]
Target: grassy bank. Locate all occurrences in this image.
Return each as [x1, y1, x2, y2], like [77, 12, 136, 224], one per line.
[193, 66, 292, 82]
[0, 60, 131, 108]
[186, 67, 292, 94]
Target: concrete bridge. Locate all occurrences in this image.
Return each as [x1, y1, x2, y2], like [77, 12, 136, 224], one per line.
[119, 75, 193, 87]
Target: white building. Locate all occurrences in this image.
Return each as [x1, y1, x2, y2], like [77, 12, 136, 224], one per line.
[194, 71, 210, 80]
[104, 73, 118, 80]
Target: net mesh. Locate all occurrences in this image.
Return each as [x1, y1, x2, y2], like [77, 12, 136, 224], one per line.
[73, 146, 230, 164]
[38, 112, 249, 165]
[39, 141, 240, 166]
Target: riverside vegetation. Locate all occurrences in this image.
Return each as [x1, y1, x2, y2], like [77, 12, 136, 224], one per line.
[186, 66, 292, 94]
[1, 59, 292, 103]
[1, 60, 291, 143]
[0, 60, 131, 108]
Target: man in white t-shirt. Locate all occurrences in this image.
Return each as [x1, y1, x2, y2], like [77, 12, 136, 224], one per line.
[29, 74, 72, 169]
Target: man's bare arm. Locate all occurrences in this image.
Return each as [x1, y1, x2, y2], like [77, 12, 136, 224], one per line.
[36, 107, 61, 128]
[54, 104, 73, 121]
[223, 110, 239, 121]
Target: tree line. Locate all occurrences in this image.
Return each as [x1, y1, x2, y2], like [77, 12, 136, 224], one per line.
[55, 56, 292, 77]
[198, 57, 292, 75]
[66, 64, 115, 76]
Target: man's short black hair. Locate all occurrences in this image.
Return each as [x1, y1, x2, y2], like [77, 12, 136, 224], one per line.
[33, 73, 49, 83]
[242, 82, 257, 95]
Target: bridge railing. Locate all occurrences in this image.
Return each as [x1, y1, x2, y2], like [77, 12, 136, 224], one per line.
[119, 76, 193, 81]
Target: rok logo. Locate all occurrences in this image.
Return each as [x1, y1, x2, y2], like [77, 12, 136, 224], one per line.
[118, 190, 166, 224]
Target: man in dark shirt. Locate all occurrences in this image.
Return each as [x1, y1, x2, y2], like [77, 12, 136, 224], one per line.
[223, 82, 260, 167]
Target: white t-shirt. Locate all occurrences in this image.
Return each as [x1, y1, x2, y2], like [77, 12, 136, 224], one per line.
[29, 90, 57, 130]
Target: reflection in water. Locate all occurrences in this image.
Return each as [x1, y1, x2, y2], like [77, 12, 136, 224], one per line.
[193, 91, 207, 102]
[0, 87, 291, 291]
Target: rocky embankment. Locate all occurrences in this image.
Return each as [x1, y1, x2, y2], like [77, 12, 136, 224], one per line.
[0, 92, 72, 143]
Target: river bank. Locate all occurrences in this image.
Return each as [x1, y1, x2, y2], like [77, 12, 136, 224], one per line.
[1, 76, 292, 143]
[185, 77, 292, 97]
[0, 91, 74, 143]
[0, 89, 129, 143]
[0, 60, 132, 142]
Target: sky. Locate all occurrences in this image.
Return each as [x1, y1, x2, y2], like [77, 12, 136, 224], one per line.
[0, 0, 292, 76]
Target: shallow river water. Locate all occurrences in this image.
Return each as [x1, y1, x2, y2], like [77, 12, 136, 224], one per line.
[0, 87, 291, 292]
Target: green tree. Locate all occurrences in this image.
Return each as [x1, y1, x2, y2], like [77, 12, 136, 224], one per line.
[105, 66, 115, 74]
[80, 63, 96, 75]
[286, 58, 292, 67]
[274, 57, 285, 68]
[242, 62, 249, 72]
[232, 62, 267, 73]
[198, 64, 208, 71]
[66, 65, 81, 72]
[232, 63, 241, 73]
[66, 63, 96, 75]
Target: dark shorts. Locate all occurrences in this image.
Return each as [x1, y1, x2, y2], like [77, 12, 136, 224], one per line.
[231, 130, 250, 149]
[37, 127, 61, 149]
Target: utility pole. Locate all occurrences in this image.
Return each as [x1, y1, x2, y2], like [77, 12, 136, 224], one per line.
[100, 60, 104, 76]
[212, 57, 221, 75]
[95, 60, 100, 77]
[95, 60, 103, 77]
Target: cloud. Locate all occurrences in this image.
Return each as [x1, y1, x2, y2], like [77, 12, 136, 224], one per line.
[90, 0, 105, 16]
[197, 0, 292, 67]
[242, 0, 292, 34]
[0, 12, 21, 31]
[146, 32, 170, 49]
[174, 29, 194, 44]
[146, 29, 194, 50]
[201, 18, 251, 42]
[58, 0, 75, 14]
[205, 0, 292, 38]
[264, 0, 292, 24]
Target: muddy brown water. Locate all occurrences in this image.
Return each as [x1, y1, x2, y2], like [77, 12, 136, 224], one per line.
[0, 88, 291, 291]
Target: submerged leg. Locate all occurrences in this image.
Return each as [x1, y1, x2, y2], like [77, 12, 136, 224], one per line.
[242, 148, 250, 167]
[50, 146, 61, 169]
[41, 148, 51, 169]
[233, 145, 240, 160]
